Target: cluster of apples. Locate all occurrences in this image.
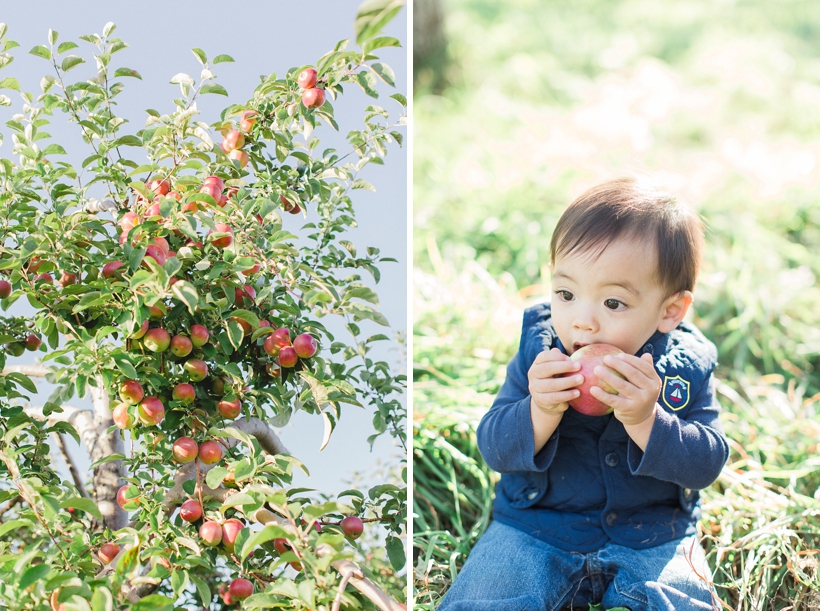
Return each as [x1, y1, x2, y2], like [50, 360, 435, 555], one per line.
[298, 67, 325, 109]
[219, 578, 254, 604]
[218, 111, 258, 169]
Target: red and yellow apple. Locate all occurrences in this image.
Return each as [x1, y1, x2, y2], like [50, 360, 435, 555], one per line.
[564, 343, 625, 417]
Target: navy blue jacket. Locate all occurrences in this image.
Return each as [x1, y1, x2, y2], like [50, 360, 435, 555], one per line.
[477, 303, 729, 552]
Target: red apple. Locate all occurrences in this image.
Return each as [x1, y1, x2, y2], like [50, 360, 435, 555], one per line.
[279, 346, 298, 368]
[199, 182, 222, 202]
[184, 358, 208, 382]
[266, 363, 281, 378]
[148, 304, 165, 320]
[228, 578, 253, 600]
[172, 437, 199, 463]
[102, 261, 124, 280]
[181, 200, 200, 213]
[218, 398, 241, 419]
[203, 175, 225, 191]
[144, 244, 167, 267]
[209, 223, 233, 249]
[179, 499, 202, 522]
[119, 211, 141, 232]
[130, 320, 149, 339]
[222, 518, 244, 552]
[234, 284, 256, 306]
[143, 328, 171, 352]
[35, 272, 53, 284]
[223, 129, 245, 151]
[219, 584, 235, 605]
[170, 334, 193, 358]
[0, 280, 11, 299]
[340, 515, 363, 539]
[152, 236, 170, 255]
[198, 440, 222, 464]
[172, 382, 196, 405]
[138, 396, 165, 426]
[118, 380, 145, 405]
[263, 327, 291, 356]
[190, 324, 209, 347]
[564, 343, 625, 417]
[24, 334, 42, 351]
[58, 272, 77, 288]
[116, 484, 140, 510]
[297, 68, 318, 89]
[98, 542, 120, 564]
[280, 195, 301, 214]
[149, 179, 170, 196]
[145, 202, 162, 218]
[112, 403, 135, 429]
[228, 148, 248, 168]
[199, 520, 223, 546]
[302, 88, 325, 109]
[240, 110, 258, 132]
[292, 333, 317, 359]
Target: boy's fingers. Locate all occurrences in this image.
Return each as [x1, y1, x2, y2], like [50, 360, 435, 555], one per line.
[602, 354, 656, 387]
[593, 365, 633, 396]
[530, 358, 580, 380]
[533, 347, 572, 365]
[590, 385, 623, 409]
[530, 373, 584, 394]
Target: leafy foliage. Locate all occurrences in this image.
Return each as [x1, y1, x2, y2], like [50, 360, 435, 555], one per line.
[0, 2, 406, 609]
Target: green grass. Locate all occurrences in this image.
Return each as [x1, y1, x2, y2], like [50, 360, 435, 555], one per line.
[413, 0, 820, 607]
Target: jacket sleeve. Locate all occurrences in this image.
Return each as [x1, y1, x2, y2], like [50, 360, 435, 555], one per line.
[627, 368, 729, 490]
[476, 309, 559, 474]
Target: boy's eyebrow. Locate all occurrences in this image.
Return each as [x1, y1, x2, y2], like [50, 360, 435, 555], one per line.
[604, 281, 641, 296]
[553, 271, 641, 297]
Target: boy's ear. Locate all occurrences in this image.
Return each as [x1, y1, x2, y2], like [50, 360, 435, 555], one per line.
[657, 290, 693, 334]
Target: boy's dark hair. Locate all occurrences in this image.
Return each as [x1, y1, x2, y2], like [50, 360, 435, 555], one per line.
[549, 178, 704, 297]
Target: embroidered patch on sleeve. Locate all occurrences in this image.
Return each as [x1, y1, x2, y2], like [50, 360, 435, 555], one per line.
[661, 375, 690, 411]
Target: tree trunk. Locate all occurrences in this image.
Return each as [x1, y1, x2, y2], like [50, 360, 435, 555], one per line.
[413, 0, 449, 92]
[90, 378, 127, 531]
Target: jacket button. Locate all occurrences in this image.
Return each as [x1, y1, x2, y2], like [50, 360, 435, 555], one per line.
[684, 488, 692, 496]
[526, 489, 539, 500]
[606, 512, 617, 525]
[605, 452, 619, 467]
[642, 344, 654, 355]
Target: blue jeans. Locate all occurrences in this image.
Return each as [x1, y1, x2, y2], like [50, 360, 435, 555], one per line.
[438, 521, 719, 611]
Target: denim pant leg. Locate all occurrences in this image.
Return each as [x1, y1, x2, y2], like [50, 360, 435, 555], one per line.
[598, 535, 718, 611]
[437, 521, 589, 611]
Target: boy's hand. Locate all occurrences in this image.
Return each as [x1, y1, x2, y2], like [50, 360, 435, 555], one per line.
[590, 352, 660, 426]
[528, 348, 582, 416]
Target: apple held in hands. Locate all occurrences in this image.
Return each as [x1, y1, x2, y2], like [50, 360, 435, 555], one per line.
[564, 344, 625, 416]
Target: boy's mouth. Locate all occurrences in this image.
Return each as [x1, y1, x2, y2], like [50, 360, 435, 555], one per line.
[572, 342, 589, 352]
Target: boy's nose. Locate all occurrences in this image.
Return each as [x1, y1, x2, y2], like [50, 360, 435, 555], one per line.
[573, 306, 598, 333]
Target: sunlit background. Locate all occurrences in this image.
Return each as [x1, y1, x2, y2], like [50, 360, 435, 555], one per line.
[413, 0, 820, 608]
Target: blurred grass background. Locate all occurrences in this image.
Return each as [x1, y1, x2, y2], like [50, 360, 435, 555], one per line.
[413, 0, 820, 609]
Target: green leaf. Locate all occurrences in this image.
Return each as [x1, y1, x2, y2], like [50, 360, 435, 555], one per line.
[239, 523, 288, 560]
[213, 54, 234, 64]
[200, 82, 228, 96]
[102, 22, 116, 37]
[91, 587, 114, 611]
[41, 143, 67, 156]
[60, 497, 102, 519]
[190, 574, 211, 607]
[354, 0, 404, 46]
[0, 77, 19, 90]
[19, 563, 51, 590]
[113, 67, 141, 79]
[113, 354, 138, 379]
[229, 309, 259, 329]
[61, 55, 85, 72]
[364, 36, 402, 53]
[29, 45, 51, 60]
[390, 92, 406, 107]
[48, 29, 58, 46]
[112, 135, 142, 147]
[88, 454, 125, 470]
[171, 280, 199, 315]
[227, 319, 243, 349]
[385, 534, 406, 571]
[205, 466, 228, 489]
[0, 519, 31, 539]
[190, 48, 207, 65]
[57, 41, 78, 54]
[129, 595, 174, 611]
[6, 372, 37, 393]
[370, 62, 395, 86]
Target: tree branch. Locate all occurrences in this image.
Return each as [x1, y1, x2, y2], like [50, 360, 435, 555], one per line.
[52, 432, 90, 499]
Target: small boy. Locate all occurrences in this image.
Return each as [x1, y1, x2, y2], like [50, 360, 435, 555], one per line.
[438, 179, 728, 611]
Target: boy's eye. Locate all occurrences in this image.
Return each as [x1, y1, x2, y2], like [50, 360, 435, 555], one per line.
[604, 299, 625, 310]
[556, 290, 574, 301]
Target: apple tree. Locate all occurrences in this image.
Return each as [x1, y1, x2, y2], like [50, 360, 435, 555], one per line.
[0, 1, 407, 609]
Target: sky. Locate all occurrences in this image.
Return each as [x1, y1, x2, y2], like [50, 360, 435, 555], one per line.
[0, 1, 407, 500]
